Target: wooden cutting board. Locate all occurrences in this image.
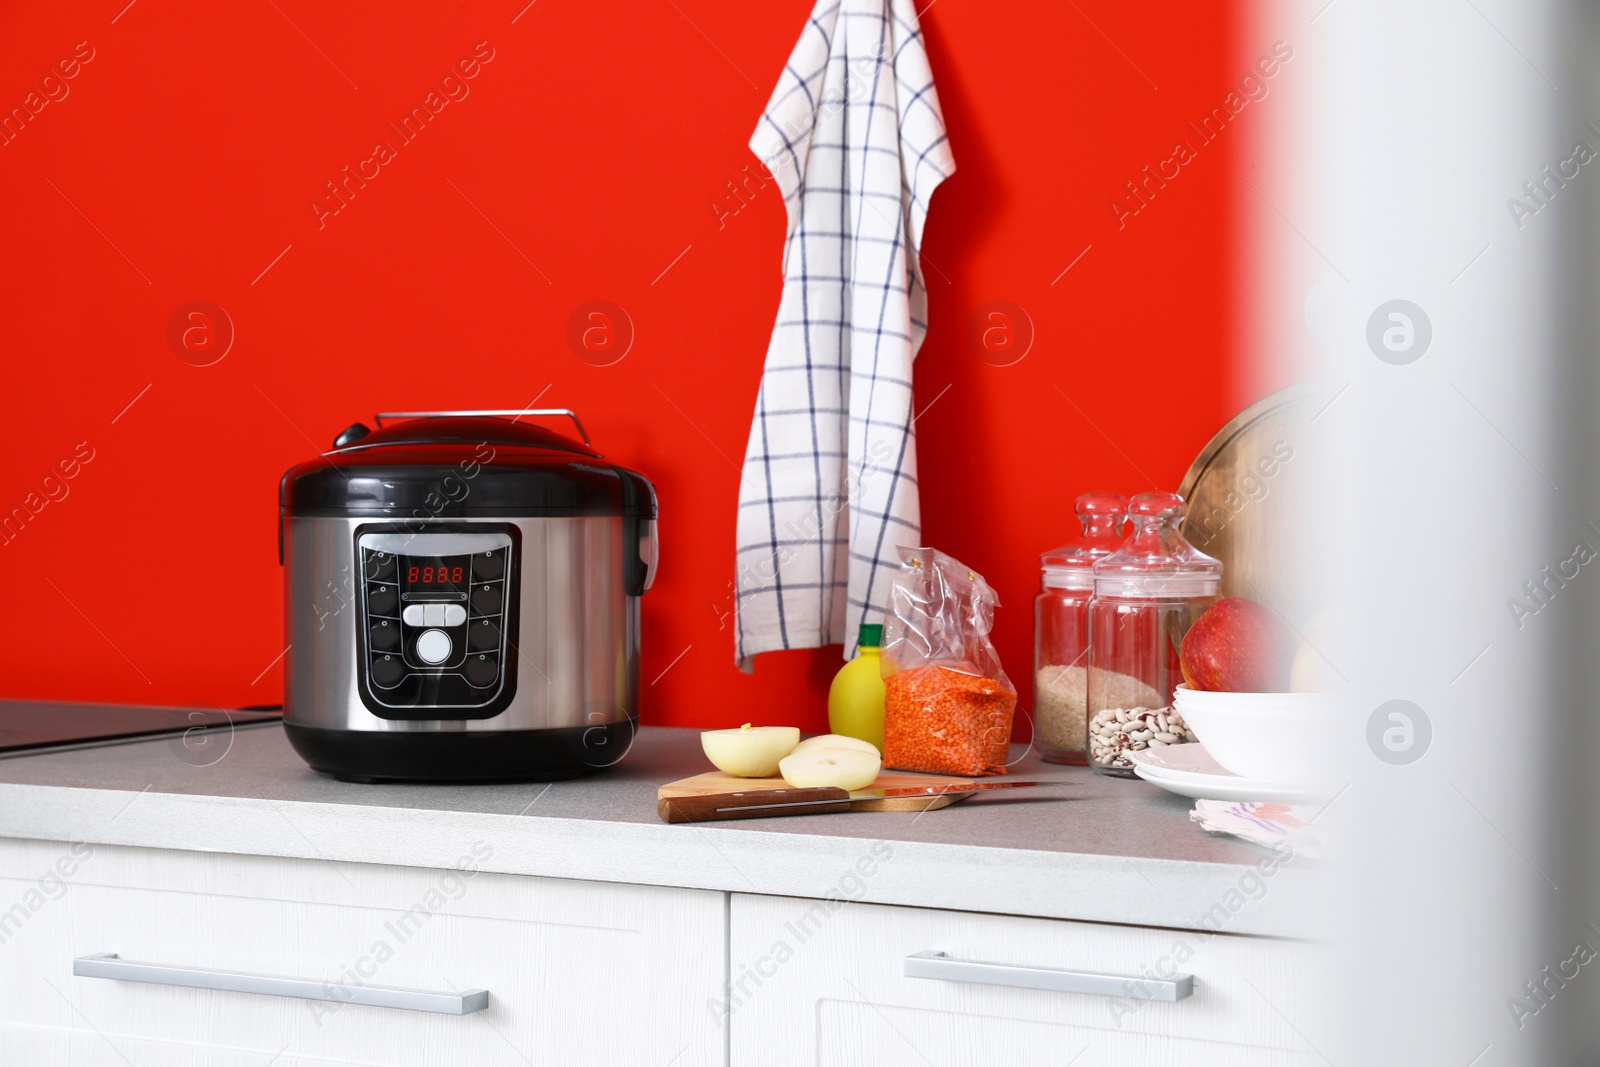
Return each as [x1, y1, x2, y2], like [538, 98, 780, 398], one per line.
[658, 769, 984, 817]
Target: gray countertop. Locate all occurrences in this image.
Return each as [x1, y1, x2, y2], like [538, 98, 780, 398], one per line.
[0, 706, 1321, 937]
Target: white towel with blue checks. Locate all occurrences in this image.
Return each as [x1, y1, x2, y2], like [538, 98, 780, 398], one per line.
[734, 0, 954, 670]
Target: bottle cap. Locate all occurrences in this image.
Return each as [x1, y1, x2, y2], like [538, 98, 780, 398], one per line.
[857, 623, 883, 647]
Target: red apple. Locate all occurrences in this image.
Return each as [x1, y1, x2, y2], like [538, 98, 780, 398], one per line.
[1179, 597, 1297, 693]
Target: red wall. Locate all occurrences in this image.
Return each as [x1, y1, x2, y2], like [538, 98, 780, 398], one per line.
[0, 0, 1251, 733]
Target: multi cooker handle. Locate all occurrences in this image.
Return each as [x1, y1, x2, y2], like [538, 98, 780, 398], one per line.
[373, 409, 592, 446]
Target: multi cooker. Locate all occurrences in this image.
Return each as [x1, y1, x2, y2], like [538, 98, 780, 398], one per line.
[278, 410, 656, 782]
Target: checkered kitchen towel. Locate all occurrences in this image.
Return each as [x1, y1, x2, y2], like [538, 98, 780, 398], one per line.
[734, 0, 954, 670]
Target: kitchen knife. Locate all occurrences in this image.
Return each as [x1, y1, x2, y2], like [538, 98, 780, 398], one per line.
[657, 780, 1049, 824]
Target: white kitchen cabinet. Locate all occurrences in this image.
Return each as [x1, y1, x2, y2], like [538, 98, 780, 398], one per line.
[0, 837, 725, 1067]
[0, 832, 1322, 1067]
[727, 892, 1325, 1067]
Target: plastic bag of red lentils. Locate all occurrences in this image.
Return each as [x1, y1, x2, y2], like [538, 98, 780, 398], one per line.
[880, 547, 1017, 776]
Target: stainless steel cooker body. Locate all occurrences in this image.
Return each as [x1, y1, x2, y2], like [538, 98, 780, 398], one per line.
[284, 514, 639, 734]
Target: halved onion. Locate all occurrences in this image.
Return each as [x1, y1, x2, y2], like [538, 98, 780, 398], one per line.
[701, 724, 800, 778]
[778, 747, 881, 790]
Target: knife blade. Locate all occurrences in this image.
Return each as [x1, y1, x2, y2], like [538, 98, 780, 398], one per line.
[657, 780, 1049, 824]
[846, 780, 1047, 802]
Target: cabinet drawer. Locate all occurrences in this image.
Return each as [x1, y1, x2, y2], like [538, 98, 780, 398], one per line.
[729, 893, 1325, 1066]
[0, 1026, 467, 1067]
[0, 838, 723, 1066]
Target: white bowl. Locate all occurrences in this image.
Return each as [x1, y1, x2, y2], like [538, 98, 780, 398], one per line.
[1172, 684, 1343, 783]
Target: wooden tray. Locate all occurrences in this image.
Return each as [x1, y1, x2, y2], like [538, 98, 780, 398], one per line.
[1177, 382, 1327, 605]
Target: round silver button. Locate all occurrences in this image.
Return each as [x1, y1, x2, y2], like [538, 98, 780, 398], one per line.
[415, 628, 452, 665]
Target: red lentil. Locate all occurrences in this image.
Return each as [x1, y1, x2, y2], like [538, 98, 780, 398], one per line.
[883, 665, 1017, 777]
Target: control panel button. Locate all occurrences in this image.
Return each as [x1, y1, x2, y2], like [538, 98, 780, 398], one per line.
[368, 585, 397, 617]
[415, 628, 452, 665]
[370, 656, 403, 688]
[467, 619, 500, 652]
[473, 550, 505, 581]
[402, 605, 426, 627]
[365, 552, 397, 582]
[369, 620, 400, 652]
[471, 584, 502, 616]
[465, 654, 498, 688]
[443, 604, 466, 627]
[424, 604, 447, 627]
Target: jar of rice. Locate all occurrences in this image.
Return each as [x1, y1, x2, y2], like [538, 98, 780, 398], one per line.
[1033, 491, 1126, 764]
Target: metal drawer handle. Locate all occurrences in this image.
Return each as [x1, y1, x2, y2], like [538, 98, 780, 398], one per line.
[904, 950, 1193, 1002]
[73, 953, 489, 1015]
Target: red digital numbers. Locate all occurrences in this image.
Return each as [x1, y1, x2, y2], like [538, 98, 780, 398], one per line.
[405, 563, 463, 585]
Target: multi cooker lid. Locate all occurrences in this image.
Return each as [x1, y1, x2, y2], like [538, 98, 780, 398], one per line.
[280, 411, 657, 518]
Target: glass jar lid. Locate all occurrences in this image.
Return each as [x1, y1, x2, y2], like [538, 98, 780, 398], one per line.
[1041, 491, 1128, 590]
[1092, 491, 1220, 598]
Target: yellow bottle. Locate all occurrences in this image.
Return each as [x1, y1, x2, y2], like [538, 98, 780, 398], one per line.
[828, 624, 886, 753]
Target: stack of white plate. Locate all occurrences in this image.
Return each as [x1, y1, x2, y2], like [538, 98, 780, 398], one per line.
[1127, 685, 1342, 804]
[1127, 743, 1334, 804]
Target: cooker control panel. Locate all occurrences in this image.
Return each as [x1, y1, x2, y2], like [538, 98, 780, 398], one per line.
[354, 527, 517, 718]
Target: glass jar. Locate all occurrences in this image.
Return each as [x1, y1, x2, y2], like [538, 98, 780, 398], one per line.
[1087, 492, 1220, 777]
[1033, 492, 1128, 764]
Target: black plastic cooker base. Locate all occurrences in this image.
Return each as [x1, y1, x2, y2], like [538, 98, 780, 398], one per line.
[284, 719, 637, 783]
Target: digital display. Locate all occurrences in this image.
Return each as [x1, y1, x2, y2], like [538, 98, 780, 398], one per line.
[400, 555, 469, 590]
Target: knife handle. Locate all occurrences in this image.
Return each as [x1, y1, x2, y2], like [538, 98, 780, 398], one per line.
[658, 787, 852, 824]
